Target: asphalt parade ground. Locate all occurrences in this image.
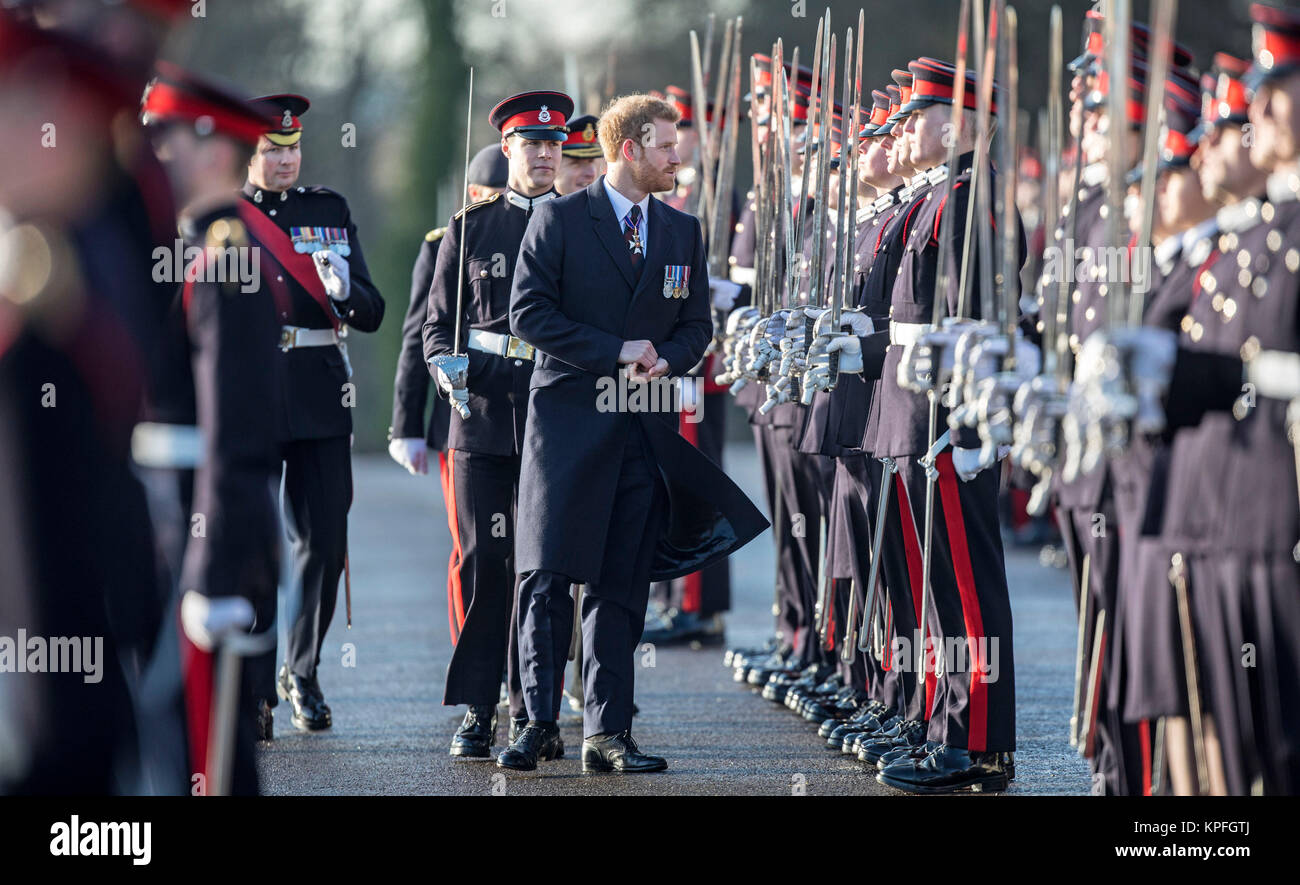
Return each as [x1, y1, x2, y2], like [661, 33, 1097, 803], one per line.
[258, 435, 1090, 796]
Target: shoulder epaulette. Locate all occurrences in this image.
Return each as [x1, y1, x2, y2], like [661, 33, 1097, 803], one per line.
[296, 184, 346, 201]
[425, 226, 447, 242]
[454, 192, 501, 220]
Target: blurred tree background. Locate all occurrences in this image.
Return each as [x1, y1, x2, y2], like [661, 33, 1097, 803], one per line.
[164, 0, 1258, 452]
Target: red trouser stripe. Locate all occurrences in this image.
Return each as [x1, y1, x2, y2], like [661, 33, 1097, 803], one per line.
[893, 471, 936, 719]
[179, 611, 214, 787]
[935, 452, 989, 753]
[445, 450, 467, 644]
[1139, 717, 1152, 796]
[678, 410, 703, 613]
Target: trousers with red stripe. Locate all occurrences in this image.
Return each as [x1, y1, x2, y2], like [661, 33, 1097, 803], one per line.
[442, 448, 525, 717]
[891, 452, 1016, 754]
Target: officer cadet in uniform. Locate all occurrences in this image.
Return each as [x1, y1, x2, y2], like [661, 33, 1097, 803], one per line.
[730, 57, 833, 689]
[1104, 1, 1300, 795]
[423, 90, 572, 758]
[1056, 21, 1196, 794]
[803, 89, 905, 740]
[240, 93, 386, 733]
[390, 144, 507, 649]
[823, 77, 943, 755]
[139, 62, 286, 793]
[1101, 61, 1229, 798]
[501, 93, 766, 772]
[849, 57, 1024, 793]
[556, 113, 604, 196]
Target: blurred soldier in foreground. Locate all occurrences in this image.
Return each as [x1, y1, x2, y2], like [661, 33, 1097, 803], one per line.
[139, 62, 285, 795]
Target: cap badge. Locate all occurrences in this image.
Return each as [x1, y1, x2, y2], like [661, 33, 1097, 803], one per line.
[583, 123, 595, 141]
[538, 105, 551, 122]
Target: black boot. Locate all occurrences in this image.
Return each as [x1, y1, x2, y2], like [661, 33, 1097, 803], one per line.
[449, 705, 498, 758]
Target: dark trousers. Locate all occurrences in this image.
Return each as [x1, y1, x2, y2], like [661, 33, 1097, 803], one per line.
[757, 424, 832, 664]
[831, 456, 889, 701]
[442, 448, 524, 715]
[1058, 500, 1143, 794]
[518, 425, 667, 737]
[875, 460, 934, 722]
[902, 454, 1016, 753]
[649, 394, 731, 616]
[281, 435, 351, 683]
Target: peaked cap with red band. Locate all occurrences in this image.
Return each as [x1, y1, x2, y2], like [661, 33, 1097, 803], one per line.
[1247, 3, 1300, 90]
[563, 113, 602, 158]
[860, 88, 893, 137]
[885, 68, 915, 123]
[1085, 56, 1149, 129]
[899, 57, 996, 117]
[1191, 53, 1251, 141]
[748, 53, 815, 101]
[0, 9, 141, 111]
[140, 61, 279, 145]
[489, 90, 573, 141]
[250, 93, 309, 146]
[1069, 9, 1194, 76]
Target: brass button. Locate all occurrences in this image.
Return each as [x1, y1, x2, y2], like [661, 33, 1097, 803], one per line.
[1267, 230, 1283, 253]
[1287, 248, 1300, 273]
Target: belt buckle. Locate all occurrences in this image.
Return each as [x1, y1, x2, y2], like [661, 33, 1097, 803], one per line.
[505, 336, 534, 360]
[279, 327, 296, 351]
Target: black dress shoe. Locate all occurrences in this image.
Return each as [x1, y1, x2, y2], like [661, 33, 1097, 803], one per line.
[496, 721, 564, 771]
[508, 714, 529, 744]
[858, 718, 927, 765]
[255, 699, 273, 742]
[449, 705, 498, 758]
[876, 744, 1013, 794]
[276, 666, 331, 731]
[581, 730, 668, 773]
[877, 739, 943, 770]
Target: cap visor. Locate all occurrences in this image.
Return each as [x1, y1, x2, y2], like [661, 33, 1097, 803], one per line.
[509, 127, 567, 141]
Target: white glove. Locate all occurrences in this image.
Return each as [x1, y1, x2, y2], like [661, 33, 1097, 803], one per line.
[180, 590, 254, 652]
[709, 277, 743, 311]
[839, 310, 874, 337]
[388, 437, 428, 476]
[952, 445, 996, 481]
[826, 334, 863, 373]
[313, 249, 351, 301]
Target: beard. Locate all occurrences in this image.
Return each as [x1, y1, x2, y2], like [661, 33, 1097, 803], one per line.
[633, 161, 677, 195]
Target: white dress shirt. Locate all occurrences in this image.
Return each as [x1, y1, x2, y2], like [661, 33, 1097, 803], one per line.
[603, 175, 650, 254]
